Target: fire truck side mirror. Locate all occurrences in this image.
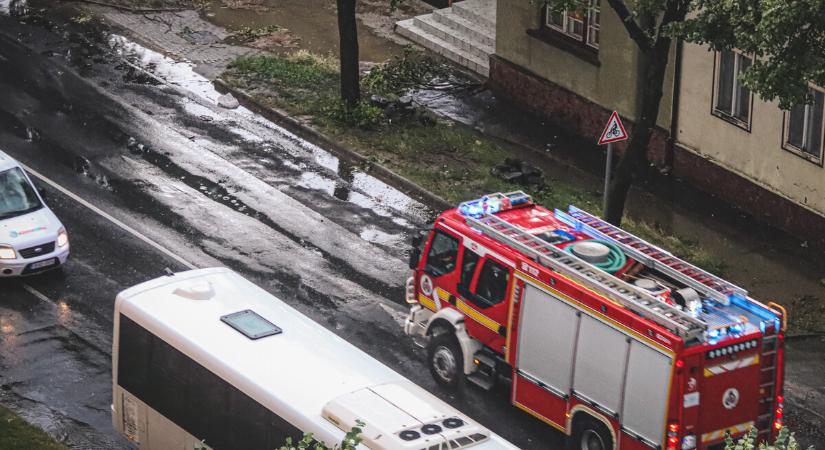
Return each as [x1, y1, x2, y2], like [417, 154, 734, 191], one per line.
[408, 232, 426, 270]
[408, 247, 421, 270]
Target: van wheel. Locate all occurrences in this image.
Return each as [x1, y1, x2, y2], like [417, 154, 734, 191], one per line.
[568, 415, 613, 450]
[427, 333, 463, 389]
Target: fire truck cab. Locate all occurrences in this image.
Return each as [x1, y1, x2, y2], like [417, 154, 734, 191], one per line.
[405, 191, 786, 450]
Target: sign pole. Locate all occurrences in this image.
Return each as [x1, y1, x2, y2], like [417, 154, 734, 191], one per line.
[597, 111, 629, 215]
[603, 142, 612, 214]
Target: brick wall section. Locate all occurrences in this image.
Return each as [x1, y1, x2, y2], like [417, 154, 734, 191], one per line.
[488, 54, 825, 247]
[488, 55, 670, 163]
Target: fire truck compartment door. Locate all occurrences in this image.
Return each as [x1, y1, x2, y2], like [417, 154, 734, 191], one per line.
[516, 285, 579, 395]
[620, 341, 672, 446]
[572, 315, 630, 415]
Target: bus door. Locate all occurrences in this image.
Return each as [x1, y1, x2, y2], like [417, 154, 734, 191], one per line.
[456, 250, 512, 352]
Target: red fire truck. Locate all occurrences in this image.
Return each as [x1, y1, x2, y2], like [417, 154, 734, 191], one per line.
[404, 191, 786, 450]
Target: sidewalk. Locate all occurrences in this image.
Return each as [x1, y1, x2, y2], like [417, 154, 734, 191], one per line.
[64, 3, 825, 447]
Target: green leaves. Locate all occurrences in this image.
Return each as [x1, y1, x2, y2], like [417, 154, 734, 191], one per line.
[275, 422, 364, 450]
[723, 426, 812, 450]
[678, 0, 825, 108]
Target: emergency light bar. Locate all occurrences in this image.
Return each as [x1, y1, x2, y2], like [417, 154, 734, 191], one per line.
[458, 191, 533, 218]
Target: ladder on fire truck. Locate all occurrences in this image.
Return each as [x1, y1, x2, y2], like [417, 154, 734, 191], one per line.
[558, 206, 749, 306]
[465, 214, 709, 342]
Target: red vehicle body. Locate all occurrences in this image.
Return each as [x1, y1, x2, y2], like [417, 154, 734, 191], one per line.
[404, 192, 786, 450]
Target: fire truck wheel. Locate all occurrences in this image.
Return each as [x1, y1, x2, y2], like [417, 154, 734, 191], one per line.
[569, 415, 613, 450]
[427, 333, 463, 388]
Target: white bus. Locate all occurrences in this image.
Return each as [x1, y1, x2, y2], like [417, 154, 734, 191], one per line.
[112, 268, 518, 450]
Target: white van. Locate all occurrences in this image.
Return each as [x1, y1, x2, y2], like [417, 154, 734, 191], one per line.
[0, 150, 69, 276]
[112, 268, 519, 450]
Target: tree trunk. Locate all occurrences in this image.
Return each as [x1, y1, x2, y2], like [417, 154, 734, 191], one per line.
[604, 44, 671, 225]
[336, 0, 360, 106]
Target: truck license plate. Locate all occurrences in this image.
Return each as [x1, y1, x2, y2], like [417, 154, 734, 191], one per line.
[30, 259, 56, 270]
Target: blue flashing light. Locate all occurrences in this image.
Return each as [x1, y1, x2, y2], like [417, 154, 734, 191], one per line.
[458, 191, 533, 218]
[508, 192, 532, 207]
[729, 295, 778, 321]
[760, 321, 766, 334]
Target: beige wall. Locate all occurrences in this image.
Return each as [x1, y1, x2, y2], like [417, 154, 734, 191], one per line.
[676, 43, 825, 217]
[495, 2, 675, 129]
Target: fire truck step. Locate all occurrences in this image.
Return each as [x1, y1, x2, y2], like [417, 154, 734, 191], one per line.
[467, 372, 495, 391]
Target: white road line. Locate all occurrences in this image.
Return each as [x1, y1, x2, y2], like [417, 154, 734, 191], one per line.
[19, 162, 198, 270]
[21, 283, 53, 305]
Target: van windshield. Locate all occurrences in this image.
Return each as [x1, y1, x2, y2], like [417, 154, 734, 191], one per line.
[0, 167, 43, 220]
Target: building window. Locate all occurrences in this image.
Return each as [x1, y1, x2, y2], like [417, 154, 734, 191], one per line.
[545, 0, 600, 50]
[784, 88, 825, 165]
[713, 50, 753, 128]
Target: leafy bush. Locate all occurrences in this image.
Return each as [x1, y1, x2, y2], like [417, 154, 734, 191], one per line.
[323, 101, 384, 130]
[276, 422, 364, 450]
[724, 427, 813, 450]
[362, 47, 457, 99]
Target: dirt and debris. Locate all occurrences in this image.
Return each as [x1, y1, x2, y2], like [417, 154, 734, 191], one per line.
[491, 158, 545, 187]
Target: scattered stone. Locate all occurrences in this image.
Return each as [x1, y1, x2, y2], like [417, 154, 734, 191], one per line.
[217, 93, 240, 109]
[369, 94, 390, 108]
[491, 158, 544, 186]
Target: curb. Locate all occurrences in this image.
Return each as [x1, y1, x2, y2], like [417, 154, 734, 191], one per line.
[212, 78, 452, 212]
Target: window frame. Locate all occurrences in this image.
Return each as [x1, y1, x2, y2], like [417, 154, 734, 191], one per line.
[423, 229, 460, 277]
[544, 1, 600, 50]
[528, 1, 601, 65]
[711, 49, 754, 131]
[782, 86, 825, 166]
[469, 258, 511, 309]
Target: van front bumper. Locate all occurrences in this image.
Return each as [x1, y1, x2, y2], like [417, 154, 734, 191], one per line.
[0, 246, 70, 277]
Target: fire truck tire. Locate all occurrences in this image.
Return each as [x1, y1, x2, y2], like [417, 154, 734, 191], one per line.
[427, 333, 464, 389]
[568, 415, 614, 450]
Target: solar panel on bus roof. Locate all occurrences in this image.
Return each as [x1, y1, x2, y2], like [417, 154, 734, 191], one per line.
[220, 309, 282, 339]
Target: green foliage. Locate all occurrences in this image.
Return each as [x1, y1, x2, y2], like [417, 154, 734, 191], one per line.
[678, 0, 825, 109]
[0, 405, 68, 450]
[535, 0, 825, 109]
[228, 25, 284, 43]
[277, 422, 364, 450]
[724, 427, 813, 450]
[230, 52, 338, 89]
[324, 101, 384, 129]
[362, 47, 454, 99]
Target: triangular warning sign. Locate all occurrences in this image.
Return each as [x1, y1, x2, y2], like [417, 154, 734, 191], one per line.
[598, 111, 629, 145]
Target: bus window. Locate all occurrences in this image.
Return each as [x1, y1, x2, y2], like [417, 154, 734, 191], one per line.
[473, 259, 510, 308]
[424, 230, 459, 276]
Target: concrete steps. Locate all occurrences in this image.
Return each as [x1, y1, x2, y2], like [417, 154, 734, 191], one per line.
[396, 0, 496, 77]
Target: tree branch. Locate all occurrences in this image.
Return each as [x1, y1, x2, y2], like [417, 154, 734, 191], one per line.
[605, 0, 653, 50]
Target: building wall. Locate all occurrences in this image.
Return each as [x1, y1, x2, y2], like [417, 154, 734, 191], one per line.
[675, 43, 825, 219]
[494, 2, 675, 132]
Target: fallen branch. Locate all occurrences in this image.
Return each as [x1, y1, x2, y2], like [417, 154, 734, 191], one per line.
[57, 0, 191, 13]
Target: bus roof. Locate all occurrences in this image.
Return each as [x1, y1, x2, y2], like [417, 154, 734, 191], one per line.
[115, 268, 517, 450]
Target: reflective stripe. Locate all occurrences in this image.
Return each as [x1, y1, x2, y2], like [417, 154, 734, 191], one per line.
[435, 287, 450, 303]
[418, 294, 437, 312]
[701, 421, 754, 443]
[456, 299, 501, 332]
[704, 355, 760, 377]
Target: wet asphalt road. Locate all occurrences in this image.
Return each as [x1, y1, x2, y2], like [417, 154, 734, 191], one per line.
[0, 10, 562, 450]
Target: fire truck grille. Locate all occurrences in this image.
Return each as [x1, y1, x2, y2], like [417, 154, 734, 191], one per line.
[19, 242, 56, 259]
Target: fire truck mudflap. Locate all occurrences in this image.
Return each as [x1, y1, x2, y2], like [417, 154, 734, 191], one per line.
[404, 191, 786, 450]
